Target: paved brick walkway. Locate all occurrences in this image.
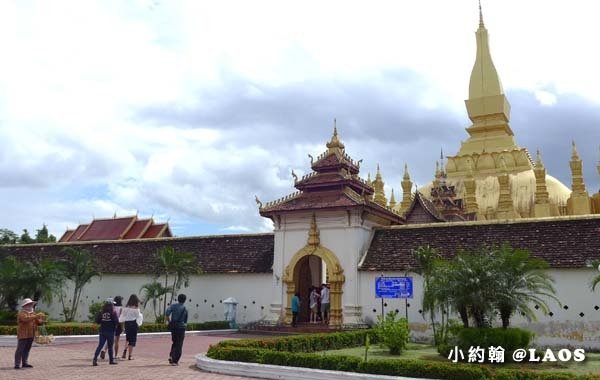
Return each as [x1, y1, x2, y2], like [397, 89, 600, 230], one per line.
[0, 334, 259, 380]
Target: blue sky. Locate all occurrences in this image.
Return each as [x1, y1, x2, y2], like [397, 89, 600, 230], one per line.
[0, 0, 599, 237]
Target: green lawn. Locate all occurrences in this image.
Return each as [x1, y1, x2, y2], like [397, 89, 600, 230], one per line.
[319, 344, 600, 375]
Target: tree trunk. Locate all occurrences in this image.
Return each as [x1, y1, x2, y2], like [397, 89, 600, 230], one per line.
[458, 305, 469, 328]
[162, 274, 169, 317]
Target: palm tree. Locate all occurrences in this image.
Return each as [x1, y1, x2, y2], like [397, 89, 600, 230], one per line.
[59, 247, 101, 322]
[493, 244, 558, 328]
[27, 258, 66, 305]
[140, 281, 171, 320]
[153, 247, 201, 316]
[590, 259, 600, 292]
[411, 245, 443, 344]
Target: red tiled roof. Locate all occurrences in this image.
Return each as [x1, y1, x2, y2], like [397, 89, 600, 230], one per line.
[78, 216, 137, 241]
[142, 223, 170, 238]
[58, 230, 75, 243]
[70, 224, 89, 241]
[361, 215, 600, 271]
[312, 152, 359, 174]
[1, 234, 274, 274]
[404, 192, 446, 224]
[123, 219, 153, 239]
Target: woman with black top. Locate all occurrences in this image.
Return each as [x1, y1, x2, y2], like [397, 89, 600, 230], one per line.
[119, 294, 143, 360]
[92, 302, 119, 366]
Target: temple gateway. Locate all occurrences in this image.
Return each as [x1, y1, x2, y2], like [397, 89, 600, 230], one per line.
[3, 8, 600, 347]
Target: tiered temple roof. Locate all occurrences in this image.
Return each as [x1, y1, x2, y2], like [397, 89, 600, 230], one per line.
[259, 123, 403, 225]
[58, 215, 172, 242]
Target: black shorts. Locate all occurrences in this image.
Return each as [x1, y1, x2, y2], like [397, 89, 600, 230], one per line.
[124, 321, 138, 346]
[115, 323, 123, 336]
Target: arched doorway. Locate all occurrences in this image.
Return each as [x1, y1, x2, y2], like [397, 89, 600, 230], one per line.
[282, 245, 345, 327]
[294, 255, 326, 323]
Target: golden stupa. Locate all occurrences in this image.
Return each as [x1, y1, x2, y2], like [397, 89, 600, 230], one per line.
[397, 5, 582, 220]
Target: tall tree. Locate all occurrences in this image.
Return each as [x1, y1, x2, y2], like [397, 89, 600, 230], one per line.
[0, 256, 30, 310]
[153, 246, 201, 317]
[59, 247, 101, 322]
[0, 229, 18, 245]
[19, 229, 34, 244]
[35, 224, 56, 243]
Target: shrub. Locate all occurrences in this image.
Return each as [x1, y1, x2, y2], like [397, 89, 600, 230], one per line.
[0, 310, 18, 325]
[457, 327, 532, 353]
[494, 369, 588, 380]
[375, 311, 409, 355]
[0, 320, 230, 336]
[88, 302, 103, 322]
[358, 359, 491, 380]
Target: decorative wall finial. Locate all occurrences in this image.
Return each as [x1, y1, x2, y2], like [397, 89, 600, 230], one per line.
[307, 213, 320, 246]
[255, 195, 263, 209]
[291, 170, 298, 183]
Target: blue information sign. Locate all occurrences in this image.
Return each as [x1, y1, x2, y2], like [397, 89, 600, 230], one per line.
[375, 277, 413, 299]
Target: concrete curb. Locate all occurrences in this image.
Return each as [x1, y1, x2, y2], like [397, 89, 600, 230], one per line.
[0, 329, 237, 347]
[196, 353, 434, 380]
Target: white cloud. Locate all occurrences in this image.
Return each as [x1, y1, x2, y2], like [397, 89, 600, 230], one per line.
[0, 0, 599, 237]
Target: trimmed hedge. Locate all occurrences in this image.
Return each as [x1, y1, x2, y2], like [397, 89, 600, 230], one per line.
[0, 320, 229, 335]
[206, 330, 597, 380]
[217, 330, 375, 352]
[457, 328, 533, 352]
[206, 346, 490, 380]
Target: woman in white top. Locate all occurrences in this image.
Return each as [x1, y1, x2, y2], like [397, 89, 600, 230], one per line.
[309, 287, 320, 324]
[119, 294, 143, 360]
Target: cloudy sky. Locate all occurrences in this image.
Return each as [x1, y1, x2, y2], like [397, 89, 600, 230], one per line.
[0, 0, 599, 238]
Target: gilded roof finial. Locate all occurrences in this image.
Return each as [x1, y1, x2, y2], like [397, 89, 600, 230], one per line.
[307, 213, 320, 246]
[389, 189, 397, 208]
[434, 161, 441, 178]
[376, 163, 382, 179]
[255, 195, 263, 209]
[479, 0, 485, 28]
[367, 172, 372, 184]
[403, 162, 410, 180]
[326, 118, 344, 150]
[571, 140, 580, 160]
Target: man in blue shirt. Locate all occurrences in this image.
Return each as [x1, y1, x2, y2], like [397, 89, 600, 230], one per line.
[291, 292, 300, 327]
[166, 294, 188, 366]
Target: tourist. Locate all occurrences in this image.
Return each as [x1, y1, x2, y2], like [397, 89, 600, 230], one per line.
[100, 296, 123, 360]
[291, 292, 300, 327]
[321, 283, 330, 324]
[309, 286, 319, 324]
[119, 294, 143, 360]
[14, 298, 45, 369]
[166, 294, 188, 366]
[92, 301, 119, 366]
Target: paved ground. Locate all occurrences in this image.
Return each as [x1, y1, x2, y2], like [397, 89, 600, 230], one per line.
[0, 333, 261, 380]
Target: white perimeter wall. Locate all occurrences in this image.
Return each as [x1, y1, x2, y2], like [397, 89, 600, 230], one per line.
[359, 268, 600, 348]
[39, 273, 272, 324]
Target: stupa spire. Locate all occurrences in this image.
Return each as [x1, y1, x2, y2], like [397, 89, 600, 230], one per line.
[400, 163, 413, 212]
[373, 164, 387, 207]
[479, 0, 484, 28]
